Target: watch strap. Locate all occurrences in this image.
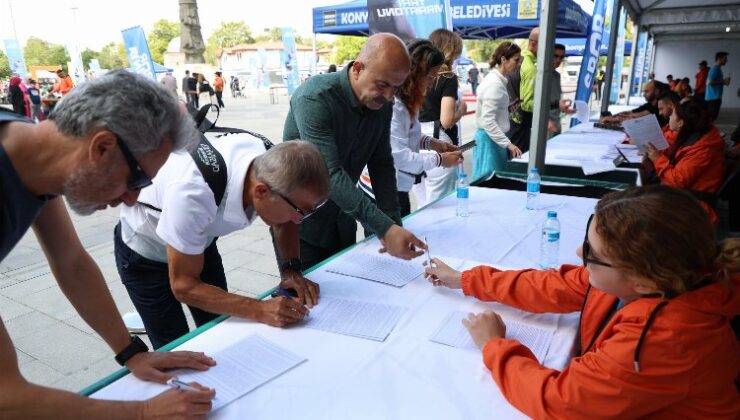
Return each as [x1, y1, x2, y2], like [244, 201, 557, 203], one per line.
[280, 258, 303, 275]
[115, 335, 149, 366]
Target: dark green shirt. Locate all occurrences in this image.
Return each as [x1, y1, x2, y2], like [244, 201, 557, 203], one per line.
[283, 64, 401, 248]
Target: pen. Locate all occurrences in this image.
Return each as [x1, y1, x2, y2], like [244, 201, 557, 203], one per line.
[167, 378, 201, 393]
[424, 236, 434, 268]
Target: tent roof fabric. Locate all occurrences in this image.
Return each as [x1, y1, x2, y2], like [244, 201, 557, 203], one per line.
[623, 0, 740, 41]
[313, 0, 590, 39]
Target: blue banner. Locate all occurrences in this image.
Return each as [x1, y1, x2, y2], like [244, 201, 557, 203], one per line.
[367, 0, 451, 41]
[630, 31, 647, 96]
[3, 39, 28, 77]
[573, 0, 607, 112]
[642, 36, 653, 84]
[609, 7, 626, 103]
[281, 27, 301, 95]
[121, 26, 156, 81]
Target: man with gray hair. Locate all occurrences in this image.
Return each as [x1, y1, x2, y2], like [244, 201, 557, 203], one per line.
[0, 70, 217, 417]
[284, 32, 427, 270]
[115, 135, 329, 349]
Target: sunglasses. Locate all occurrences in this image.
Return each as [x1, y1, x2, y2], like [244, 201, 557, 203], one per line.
[274, 190, 328, 222]
[582, 214, 613, 268]
[116, 136, 153, 191]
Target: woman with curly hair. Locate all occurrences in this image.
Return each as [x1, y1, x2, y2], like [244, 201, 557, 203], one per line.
[426, 185, 739, 419]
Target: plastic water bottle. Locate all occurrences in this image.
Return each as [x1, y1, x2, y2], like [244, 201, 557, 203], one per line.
[526, 168, 541, 210]
[540, 211, 561, 269]
[456, 172, 469, 217]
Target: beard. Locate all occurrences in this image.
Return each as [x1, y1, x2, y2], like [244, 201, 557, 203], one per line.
[63, 162, 119, 216]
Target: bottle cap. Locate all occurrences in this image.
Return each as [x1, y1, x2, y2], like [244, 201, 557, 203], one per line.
[458, 172, 467, 178]
[547, 211, 557, 218]
[530, 168, 539, 173]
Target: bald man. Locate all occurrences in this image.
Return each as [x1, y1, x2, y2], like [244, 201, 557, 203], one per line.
[283, 33, 426, 270]
[508, 28, 539, 152]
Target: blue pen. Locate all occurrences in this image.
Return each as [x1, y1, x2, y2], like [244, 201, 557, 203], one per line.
[167, 378, 200, 392]
[278, 287, 298, 298]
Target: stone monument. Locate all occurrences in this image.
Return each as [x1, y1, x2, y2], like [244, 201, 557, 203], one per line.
[178, 0, 206, 63]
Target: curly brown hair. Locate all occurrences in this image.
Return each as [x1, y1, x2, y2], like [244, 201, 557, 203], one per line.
[594, 185, 740, 297]
[397, 39, 445, 119]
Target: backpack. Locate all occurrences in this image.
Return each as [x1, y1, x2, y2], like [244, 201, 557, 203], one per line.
[138, 104, 274, 212]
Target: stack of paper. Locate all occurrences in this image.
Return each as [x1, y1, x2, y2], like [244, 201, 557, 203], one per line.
[325, 252, 424, 287]
[173, 334, 306, 411]
[304, 297, 406, 341]
[429, 311, 555, 363]
[621, 114, 669, 153]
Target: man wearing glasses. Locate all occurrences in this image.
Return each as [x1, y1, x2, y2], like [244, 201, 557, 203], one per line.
[114, 138, 330, 349]
[548, 44, 575, 136]
[0, 70, 218, 417]
[283, 33, 427, 270]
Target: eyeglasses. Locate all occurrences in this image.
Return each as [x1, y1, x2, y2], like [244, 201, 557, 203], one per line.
[582, 214, 613, 268]
[116, 136, 153, 191]
[274, 190, 328, 221]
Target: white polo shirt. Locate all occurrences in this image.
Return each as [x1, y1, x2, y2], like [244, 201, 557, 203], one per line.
[119, 133, 265, 262]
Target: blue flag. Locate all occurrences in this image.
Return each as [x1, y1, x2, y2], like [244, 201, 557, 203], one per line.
[281, 28, 301, 95]
[121, 26, 156, 81]
[3, 39, 28, 77]
[630, 32, 647, 96]
[573, 0, 607, 117]
[367, 0, 451, 41]
[609, 7, 626, 103]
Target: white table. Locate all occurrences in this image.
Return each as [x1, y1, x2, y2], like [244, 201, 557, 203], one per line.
[88, 188, 597, 419]
[513, 123, 642, 184]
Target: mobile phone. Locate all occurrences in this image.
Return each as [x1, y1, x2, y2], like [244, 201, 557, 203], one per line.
[459, 140, 477, 152]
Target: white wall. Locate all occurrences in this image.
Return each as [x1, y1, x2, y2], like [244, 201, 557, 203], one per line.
[652, 39, 740, 109]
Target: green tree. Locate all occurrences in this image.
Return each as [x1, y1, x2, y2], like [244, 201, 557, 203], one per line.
[255, 27, 282, 43]
[332, 36, 366, 65]
[205, 21, 255, 65]
[98, 42, 127, 70]
[23, 37, 70, 69]
[0, 49, 11, 79]
[147, 19, 179, 64]
[80, 48, 100, 71]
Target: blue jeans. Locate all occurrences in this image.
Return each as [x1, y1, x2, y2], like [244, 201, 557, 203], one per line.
[114, 223, 227, 349]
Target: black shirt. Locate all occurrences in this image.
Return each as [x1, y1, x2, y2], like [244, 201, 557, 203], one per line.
[419, 73, 460, 143]
[633, 101, 667, 127]
[0, 114, 51, 262]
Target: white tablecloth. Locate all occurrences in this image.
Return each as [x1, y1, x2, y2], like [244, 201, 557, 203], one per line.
[90, 188, 597, 419]
[514, 123, 642, 184]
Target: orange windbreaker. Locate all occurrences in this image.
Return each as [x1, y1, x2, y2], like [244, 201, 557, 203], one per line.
[661, 124, 677, 145]
[51, 76, 74, 95]
[462, 265, 739, 419]
[654, 126, 725, 223]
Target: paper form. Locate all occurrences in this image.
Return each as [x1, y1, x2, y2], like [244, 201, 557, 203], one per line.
[304, 297, 406, 342]
[172, 334, 306, 411]
[574, 100, 590, 124]
[429, 311, 555, 363]
[615, 144, 643, 163]
[621, 114, 669, 153]
[325, 252, 424, 287]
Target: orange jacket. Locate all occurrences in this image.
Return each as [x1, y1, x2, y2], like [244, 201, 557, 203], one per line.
[462, 265, 739, 420]
[654, 126, 725, 223]
[51, 75, 74, 95]
[213, 76, 224, 92]
[661, 124, 677, 145]
[695, 68, 708, 96]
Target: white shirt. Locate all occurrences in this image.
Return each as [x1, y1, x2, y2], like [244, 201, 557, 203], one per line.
[389, 97, 440, 192]
[475, 70, 512, 148]
[120, 133, 264, 262]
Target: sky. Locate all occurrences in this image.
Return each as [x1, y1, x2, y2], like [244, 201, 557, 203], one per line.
[1, 0, 595, 52]
[0, 0, 347, 51]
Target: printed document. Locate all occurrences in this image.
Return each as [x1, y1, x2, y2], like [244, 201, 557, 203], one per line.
[325, 252, 423, 287]
[173, 334, 306, 411]
[621, 114, 669, 153]
[429, 311, 555, 362]
[304, 297, 406, 341]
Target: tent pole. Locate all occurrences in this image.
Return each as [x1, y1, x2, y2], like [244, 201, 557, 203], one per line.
[601, 0, 622, 113]
[528, 0, 557, 174]
[625, 20, 640, 106]
[312, 33, 318, 76]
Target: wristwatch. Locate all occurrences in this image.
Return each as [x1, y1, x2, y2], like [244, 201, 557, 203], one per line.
[114, 335, 149, 366]
[279, 258, 303, 275]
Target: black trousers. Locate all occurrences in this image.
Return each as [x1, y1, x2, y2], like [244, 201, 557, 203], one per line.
[114, 223, 227, 349]
[508, 110, 533, 153]
[707, 99, 722, 122]
[215, 91, 224, 108]
[398, 191, 411, 217]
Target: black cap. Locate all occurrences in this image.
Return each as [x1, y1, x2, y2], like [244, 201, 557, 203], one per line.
[699, 60, 708, 66]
